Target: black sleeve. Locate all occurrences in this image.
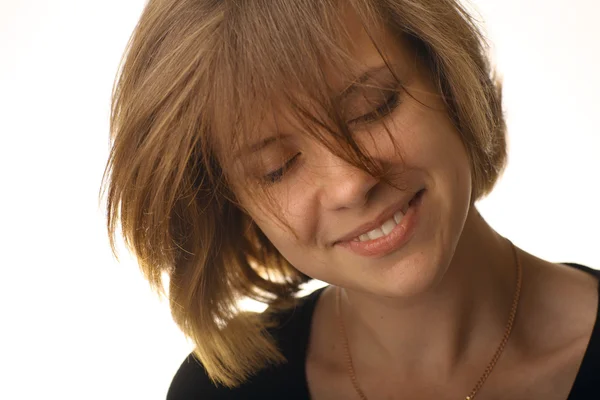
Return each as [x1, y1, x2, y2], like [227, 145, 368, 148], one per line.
[165, 350, 297, 400]
[166, 353, 228, 400]
[166, 289, 325, 400]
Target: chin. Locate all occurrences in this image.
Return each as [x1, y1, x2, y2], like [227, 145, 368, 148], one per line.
[379, 246, 449, 298]
[375, 201, 468, 298]
[336, 220, 459, 299]
[341, 237, 452, 299]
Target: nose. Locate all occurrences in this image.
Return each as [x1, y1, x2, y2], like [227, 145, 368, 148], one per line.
[316, 151, 380, 211]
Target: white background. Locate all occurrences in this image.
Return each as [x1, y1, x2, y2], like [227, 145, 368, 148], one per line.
[1, 0, 598, 399]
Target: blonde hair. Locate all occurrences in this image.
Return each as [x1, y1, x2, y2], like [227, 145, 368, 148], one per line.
[100, 0, 506, 387]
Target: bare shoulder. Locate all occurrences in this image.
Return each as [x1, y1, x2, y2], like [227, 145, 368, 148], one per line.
[488, 251, 599, 398]
[513, 250, 598, 371]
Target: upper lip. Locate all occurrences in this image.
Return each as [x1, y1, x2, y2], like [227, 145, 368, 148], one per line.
[334, 190, 422, 244]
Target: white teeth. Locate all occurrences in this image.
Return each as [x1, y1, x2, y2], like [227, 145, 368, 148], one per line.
[381, 219, 397, 235]
[394, 211, 404, 224]
[367, 228, 385, 240]
[354, 210, 406, 242]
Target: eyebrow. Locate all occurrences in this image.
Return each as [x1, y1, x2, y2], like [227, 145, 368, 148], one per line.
[237, 65, 391, 158]
[247, 134, 290, 154]
[338, 64, 391, 100]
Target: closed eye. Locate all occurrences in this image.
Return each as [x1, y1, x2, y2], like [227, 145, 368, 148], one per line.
[348, 89, 401, 125]
[260, 89, 400, 185]
[262, 153, 301, 184]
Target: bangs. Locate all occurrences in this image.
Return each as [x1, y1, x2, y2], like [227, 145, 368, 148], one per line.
[206, 0, 404, 199]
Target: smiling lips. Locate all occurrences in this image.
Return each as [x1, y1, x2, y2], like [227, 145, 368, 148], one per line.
[335, 189, 425, 257]
[336, 189, 424, 244]
[354, 210, 405, 242]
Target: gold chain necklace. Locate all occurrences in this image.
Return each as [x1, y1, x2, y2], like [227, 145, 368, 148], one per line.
[336, 240, 522, 400]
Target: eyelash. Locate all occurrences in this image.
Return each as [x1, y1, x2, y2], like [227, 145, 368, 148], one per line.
[262, 90, 401, 184]
[263, 153, 301, 184]
[348, 89, 401, 125]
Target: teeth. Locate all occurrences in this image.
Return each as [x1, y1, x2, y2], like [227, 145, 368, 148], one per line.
[367, 228, 385, 240]
[357, 210, 406, 242]
[381, 219, 397, 235]
[393, 211, 404, 224]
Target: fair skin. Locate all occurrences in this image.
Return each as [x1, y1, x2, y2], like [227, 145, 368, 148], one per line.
[228, 19, 598, 400]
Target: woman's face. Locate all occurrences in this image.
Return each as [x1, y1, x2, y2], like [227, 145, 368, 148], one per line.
[231, 26, 473, 298]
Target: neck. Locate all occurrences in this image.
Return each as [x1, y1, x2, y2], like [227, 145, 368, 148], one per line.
[339, 206, 519, 379]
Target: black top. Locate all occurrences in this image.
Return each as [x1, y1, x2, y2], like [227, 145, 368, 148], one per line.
[167, 263, 600, 399]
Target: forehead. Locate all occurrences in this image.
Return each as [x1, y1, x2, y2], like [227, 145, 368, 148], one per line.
[211, 9, 417, 168]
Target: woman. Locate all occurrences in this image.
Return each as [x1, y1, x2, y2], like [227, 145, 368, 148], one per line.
[102, 0, 599, 398]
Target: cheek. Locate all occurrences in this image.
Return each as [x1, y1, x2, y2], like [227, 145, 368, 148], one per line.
[248, 196, 316, 251]
[248, 199, 331, 279]
[388, 100, 469, 174]
[255, 220, 330, 279]
[382, 103, 473, 227]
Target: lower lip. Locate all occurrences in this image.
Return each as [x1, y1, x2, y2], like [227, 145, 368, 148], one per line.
[337, 190, 425, 258]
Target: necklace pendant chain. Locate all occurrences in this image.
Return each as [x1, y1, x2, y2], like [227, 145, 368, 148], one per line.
[336, 240, 523, 400]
